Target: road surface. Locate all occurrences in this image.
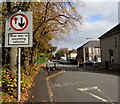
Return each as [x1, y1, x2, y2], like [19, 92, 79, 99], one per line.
[48, 62, 118, 103]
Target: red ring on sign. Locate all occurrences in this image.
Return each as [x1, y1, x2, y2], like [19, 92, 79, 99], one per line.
[10, 14, 28, 31]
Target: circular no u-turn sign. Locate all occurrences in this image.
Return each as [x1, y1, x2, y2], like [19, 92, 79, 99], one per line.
[10, 14, 28, 31]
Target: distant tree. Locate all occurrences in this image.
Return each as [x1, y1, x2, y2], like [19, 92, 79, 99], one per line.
[55, 48, 68, 59]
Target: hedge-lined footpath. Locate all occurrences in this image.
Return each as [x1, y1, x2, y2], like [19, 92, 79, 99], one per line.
[1, 63, 46, 103]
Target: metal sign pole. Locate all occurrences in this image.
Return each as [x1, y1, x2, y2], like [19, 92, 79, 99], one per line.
[18, 10, 21, 101]
[18, 47, 21, 101]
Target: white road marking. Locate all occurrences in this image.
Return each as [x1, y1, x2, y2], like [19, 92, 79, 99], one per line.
[52, 84, 62, 87]
[67, 82, 74, 86]
[78, 86, 98, 91]
[97, 89, 115, 104]
[74, 82, 80, 84]
[63, 83, 69, 86]
[85, 91, 108, 102]
[53, 82, 76, 88]
[53, 81, 82, 88]
[77, 86, 109, 102]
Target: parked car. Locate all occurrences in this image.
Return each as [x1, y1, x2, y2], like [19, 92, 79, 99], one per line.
[59, 59, 67, 64]
[83, 60, 95, 66]
[47, 60, 51, 62]
[69, 59, 78, 65]
[79, 60, 95, 67]
[51, 59, 58, 62]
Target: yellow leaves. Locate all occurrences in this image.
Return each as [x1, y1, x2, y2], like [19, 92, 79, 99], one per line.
[71, 6, 77, 10]
[32, 96, 34, 98]
[10, 84, 14, 87]
[13, 79, 17, 82]
[27, 2, 83, 53]
[2, 92, 18, 103]
[14, 83, 17, 87]
[0, 81, 1, 87]
[41, 99, 47, 102]
[50, 92, 54, 96]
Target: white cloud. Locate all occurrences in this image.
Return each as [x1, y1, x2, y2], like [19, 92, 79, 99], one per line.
[78, 2, 118, 22]
[52, 2, 118, 50]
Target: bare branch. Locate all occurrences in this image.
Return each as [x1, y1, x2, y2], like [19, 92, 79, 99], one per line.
[33, 14, 76, 35]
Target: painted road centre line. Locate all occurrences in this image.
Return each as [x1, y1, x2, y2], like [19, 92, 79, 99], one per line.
[77, 86, 115, 104]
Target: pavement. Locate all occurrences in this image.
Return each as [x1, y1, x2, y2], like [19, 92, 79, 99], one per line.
[26, 68, 53, 103]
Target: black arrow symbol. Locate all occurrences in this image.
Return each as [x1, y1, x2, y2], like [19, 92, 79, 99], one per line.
[18, 17, 25, 28]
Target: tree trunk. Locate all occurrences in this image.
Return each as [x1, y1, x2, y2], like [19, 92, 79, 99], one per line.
[9, 48, 17, 75]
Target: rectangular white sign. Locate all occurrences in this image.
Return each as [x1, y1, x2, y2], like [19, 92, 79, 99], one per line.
[8, 33, 29, 45]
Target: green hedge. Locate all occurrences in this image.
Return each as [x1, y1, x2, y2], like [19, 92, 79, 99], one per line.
[37, 57, 46, 64]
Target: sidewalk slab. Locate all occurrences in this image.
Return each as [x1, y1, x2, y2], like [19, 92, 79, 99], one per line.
[26, 69, 52, 103]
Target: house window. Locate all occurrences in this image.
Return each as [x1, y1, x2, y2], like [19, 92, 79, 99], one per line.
[98, 57, 101, 62]
[111, 56, 114, 63]
[85, 48, 89, 53]
[115, 37, 117, 47]
[96, 48, 100, 54]
[109, 49, 114, 63]
[89, 57, 92, 61]
[89, 47, 92, 53]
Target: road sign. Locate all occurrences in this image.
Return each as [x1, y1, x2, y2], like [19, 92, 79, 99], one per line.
[10, 14, 28, 31]
[8, 33, 29, 45]
[5, 11, 32, 47]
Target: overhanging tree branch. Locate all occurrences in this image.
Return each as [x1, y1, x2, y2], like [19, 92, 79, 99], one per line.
[33, 14, 76, 35]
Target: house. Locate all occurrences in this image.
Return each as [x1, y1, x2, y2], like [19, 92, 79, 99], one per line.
[99, 23, 120, 70]
[66, 49, 77, 64]
[76, 40, 101, 63]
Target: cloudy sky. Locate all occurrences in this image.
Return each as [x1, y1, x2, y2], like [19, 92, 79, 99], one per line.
[51, 0, 119, 51]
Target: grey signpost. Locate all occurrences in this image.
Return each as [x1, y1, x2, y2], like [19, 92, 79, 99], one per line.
[5, 11, 32, 101]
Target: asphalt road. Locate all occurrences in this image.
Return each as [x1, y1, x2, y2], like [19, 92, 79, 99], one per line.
[48, 62, 118, 103]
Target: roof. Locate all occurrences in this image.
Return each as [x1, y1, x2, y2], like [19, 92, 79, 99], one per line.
[68, 49, 77, 54]
[77, 40, 100, 50]
[99, 23, 120, 39]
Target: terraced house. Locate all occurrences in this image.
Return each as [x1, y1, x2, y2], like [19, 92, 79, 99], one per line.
[66, 49, 77, 64]
[76, 40, 101, 63]
[99, 23, 120, 70]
